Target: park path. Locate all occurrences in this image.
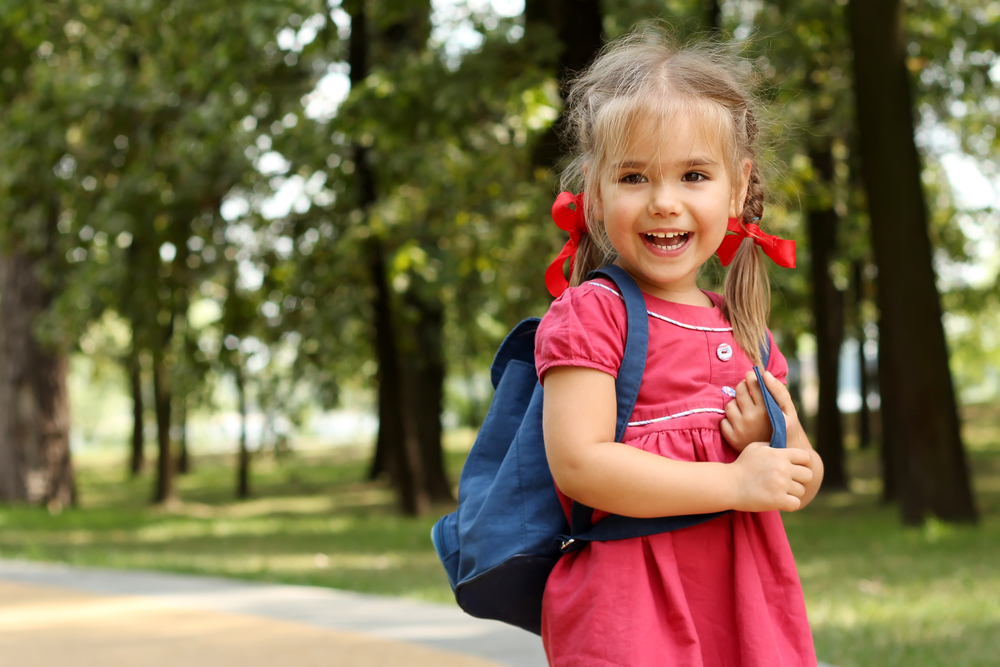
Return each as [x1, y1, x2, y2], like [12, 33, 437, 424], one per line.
[0, 559, 547, 667]
[0, 559, 836, 666]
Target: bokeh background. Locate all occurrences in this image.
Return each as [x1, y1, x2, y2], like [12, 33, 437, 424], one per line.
[1, 1, 999, 665]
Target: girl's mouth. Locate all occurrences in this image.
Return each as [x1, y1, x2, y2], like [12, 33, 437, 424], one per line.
[644, 232, 690, 251]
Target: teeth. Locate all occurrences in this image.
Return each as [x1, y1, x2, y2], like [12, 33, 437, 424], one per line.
[645, 231, 689, 249]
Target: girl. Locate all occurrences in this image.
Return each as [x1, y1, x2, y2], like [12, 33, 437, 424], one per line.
[536, 28, 824, 666]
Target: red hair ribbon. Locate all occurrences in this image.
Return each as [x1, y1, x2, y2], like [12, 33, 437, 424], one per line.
[545, 191, 587, 297]
[716, 217, 796, 269]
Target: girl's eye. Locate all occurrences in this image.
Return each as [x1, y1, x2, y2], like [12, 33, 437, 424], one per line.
[682, 172, 707, 182]
[620, 173, 647, 184]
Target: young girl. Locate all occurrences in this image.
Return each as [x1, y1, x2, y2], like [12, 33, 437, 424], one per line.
[536, 29, 824, 666]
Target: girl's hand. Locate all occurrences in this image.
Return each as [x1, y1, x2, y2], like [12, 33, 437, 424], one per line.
[721, 371, 773, 452]
[729, 443, 814, 512]
[753, 369, 825, 508]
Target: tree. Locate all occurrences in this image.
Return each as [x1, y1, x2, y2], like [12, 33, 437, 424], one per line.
[848, 0, 976, 524]
[44, 0, 334, 502]
[330, 0, 571, 513]
[128, 351, 145, 475]
[0, 2, 82, 507]
[526, 0, 604, 170]
[794, 3, 855, 491]
[343, 0, 431, 516]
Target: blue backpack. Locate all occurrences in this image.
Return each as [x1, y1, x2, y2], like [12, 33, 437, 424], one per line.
[432, 265, 785, 635]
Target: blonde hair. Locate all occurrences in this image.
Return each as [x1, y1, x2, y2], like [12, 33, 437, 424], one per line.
[560, 26, 771, 364]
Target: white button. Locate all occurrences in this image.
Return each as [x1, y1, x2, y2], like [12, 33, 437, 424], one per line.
[717, 343, 733, 361]
[722, 386, 736, 398]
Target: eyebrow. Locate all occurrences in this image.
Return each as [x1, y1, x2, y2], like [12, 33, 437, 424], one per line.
[612, 157, 720, 170]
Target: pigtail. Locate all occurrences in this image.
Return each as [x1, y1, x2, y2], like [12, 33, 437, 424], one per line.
[722, 158, 770, 366]
[569, 232, 606, 287]
[560, 151, 615, 289]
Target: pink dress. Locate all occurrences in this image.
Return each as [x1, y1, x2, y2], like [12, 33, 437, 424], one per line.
[534, 278, 816, 667]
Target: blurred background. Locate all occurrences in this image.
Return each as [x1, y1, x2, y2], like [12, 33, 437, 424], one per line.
[1, 1, 998, 664]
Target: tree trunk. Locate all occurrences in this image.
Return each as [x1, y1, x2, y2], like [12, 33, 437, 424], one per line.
[807, 145, 848, 490]
[348, 1, 428, 515]
[151, 350, 174, 504]
[527, 0, 604, 169]
[368, 238, 427, 516]
[706, 0, 722, 33]
[177, 394, 190, 474]
[0, 253, 75, 508]
[879, 345, 900, 503]
[370, 272, 453, 505]
[351, 3, 386, 485]
[403, 293, 453, 502]
[236, 372, 250, 499]
[848, 0, 976, 523]
[368, 395, 388, 479]
[129, 354, 145, 476]
[853, 261, 872, 450]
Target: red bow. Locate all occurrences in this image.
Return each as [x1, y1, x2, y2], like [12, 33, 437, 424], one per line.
[716, 217, 796, 269]
[545, 191, 587, 297]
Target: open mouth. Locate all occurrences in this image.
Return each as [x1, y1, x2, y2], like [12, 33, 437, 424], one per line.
[644, 232, 690, 250]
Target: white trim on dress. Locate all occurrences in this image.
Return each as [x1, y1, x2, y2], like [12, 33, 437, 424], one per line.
[585, 282, 734, 333]
[627, 407, 727, 427]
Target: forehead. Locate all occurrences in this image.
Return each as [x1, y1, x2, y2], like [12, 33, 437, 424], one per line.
[618, 114, 725, 165]
[599, 97, 734, 171]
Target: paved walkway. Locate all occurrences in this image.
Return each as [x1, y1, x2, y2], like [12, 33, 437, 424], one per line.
[0, 559, 835, 666]
[0, 559, 546, 667]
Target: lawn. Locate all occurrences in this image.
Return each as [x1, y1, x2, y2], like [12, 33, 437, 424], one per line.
[1, 411, 999, 667]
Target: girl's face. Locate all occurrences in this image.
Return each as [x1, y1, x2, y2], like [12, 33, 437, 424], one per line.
[594, 112, 748, 305]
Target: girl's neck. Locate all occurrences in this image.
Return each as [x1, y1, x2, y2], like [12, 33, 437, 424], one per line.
[613, 261, 715, 307]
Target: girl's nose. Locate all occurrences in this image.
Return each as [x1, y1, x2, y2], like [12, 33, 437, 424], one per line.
[648, 183, 681, 218]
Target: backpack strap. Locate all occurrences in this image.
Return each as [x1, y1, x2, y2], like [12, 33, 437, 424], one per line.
[592, 265, 649, 443]
[561, 272, 785, 552]
[565, 265, 648, 546]
[755, 333, 787, 450]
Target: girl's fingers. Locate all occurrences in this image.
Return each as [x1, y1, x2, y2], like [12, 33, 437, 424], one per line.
[781, 495, 803, 512]
[734, 380, 755, 411]
[785, 447, 812, 466]
[761, 371, 794, 412]
[744, 370, 764, 403]
[791, 462, 814, 484]
[720, 418, 735, 443]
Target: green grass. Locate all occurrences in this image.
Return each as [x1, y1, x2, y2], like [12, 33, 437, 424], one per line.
[2, 411, 1000, 666]
[791, 403, 1000, 667]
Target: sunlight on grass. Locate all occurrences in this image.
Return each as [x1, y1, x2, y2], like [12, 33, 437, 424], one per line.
[159, 495, 339, 519]
[132, 516, 354, 543]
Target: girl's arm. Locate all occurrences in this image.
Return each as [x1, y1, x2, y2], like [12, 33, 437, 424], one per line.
[543, 366, 816, 518]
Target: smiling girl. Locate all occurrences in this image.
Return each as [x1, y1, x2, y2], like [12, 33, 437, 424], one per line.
[535, 28, 823, 666]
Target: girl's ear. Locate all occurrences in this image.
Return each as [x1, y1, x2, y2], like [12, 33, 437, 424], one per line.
[729, 158, 752, 219]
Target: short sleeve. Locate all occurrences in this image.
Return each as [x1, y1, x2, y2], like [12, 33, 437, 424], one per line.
[764, 329, 790, 384]
[535, 281, 627, 384]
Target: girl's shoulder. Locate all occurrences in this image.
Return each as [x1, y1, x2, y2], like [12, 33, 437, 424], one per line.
[540, 278, 629, 338]
[535, 278, 628, 382]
